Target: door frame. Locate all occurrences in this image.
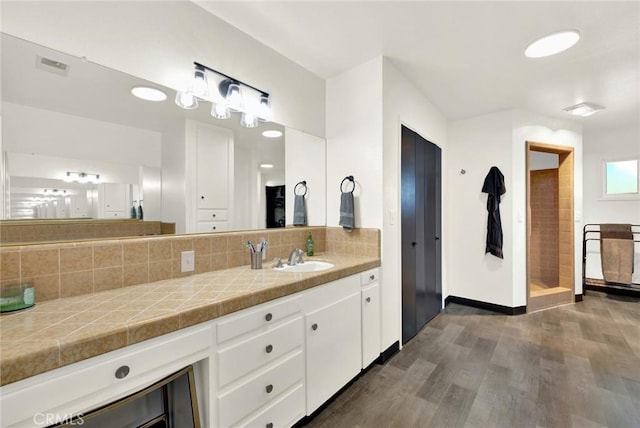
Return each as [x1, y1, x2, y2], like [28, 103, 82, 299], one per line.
[525, 141, 575, 312]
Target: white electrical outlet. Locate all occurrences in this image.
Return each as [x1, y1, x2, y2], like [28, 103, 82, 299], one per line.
[181, 250, 195, 272]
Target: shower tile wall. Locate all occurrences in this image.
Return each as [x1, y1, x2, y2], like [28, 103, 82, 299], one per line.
[530, 169, 559, 288]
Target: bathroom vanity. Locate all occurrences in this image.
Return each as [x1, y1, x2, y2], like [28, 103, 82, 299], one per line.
[0, 254, 380, 427]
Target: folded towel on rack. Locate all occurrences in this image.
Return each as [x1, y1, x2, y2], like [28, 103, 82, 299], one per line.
[601, 238, 634, 284]
[339, 191, 355, 231]
[600, 223, 633, 240]
[293, 194, 307, 226]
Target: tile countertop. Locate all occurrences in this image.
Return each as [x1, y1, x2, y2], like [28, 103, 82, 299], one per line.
[0, 253, 380, 387]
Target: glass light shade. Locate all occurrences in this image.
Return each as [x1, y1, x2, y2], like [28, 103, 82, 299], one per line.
[241, 112, 259, 128]
[175, 91, 198, 109]
[189, 66, 209, 99]
[63, 172, 75, 182]
[525, 30, 580, 58]
[226, 82, 244, 111]
[211, 102, 231, 120]
[257, 95, 271, 121]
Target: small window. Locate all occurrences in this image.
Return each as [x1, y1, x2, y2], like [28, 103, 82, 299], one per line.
[604, 158, 639, 197]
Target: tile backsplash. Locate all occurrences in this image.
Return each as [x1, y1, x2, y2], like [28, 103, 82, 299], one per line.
[0, 226, 379, 303]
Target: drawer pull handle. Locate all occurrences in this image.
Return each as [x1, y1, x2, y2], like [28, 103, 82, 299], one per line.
[266, 424, 273, 428]
[366, 297, 371, 303]
[212, 213, 216, 217]
[311, 323, 318, 331]
[265, 344, 273, 354]
[265, 313, 273, 322]
[370, 274, 375, 280]
[212, 226, 216, 230]
[115, 365, 130, 379]
[201, 196, 205, 199]
[266, 384, 274, 394]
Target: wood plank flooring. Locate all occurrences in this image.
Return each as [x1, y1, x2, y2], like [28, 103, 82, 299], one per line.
[303, 291, 640, 427]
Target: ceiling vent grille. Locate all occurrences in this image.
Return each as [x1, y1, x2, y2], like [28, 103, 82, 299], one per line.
[36, 56, 69, 76]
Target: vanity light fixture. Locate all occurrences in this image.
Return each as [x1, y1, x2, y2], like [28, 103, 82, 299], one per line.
[64, 171, 100, 184]
[175, 62, 272, 128]
[525, 29, 580, 58]
[563, 102, 605, 117]
[131, 86, 167, 102]
[262, 130, 283, 138]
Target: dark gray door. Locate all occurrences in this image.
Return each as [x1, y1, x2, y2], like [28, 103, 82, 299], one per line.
[401, 125, 442, 344]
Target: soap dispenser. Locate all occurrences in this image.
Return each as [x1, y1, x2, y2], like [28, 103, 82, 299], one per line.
[306, 232, 314, 256]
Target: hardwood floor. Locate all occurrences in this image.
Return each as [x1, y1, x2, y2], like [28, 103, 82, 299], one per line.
[304, 291, 640, 427]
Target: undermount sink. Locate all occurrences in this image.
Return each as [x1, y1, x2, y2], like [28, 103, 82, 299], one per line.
[274, 261, 335, 273]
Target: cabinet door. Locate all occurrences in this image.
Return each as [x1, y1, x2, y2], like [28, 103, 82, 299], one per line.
[103, 183, 128, 213]
[197, 126, 230, 209]
[305, 292, 361, 414]
[362, 283, 381, 368]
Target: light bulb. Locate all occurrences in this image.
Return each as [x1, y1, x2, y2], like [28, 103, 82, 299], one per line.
[241, 112, 259, 128]
[211, 103, 231, 119]
[175, 91, 198, 109]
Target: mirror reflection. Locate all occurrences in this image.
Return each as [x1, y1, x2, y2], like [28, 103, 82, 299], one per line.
[1, 33, 321, 236]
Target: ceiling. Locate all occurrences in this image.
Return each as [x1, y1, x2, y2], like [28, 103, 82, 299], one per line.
[195, 1, 640, 133]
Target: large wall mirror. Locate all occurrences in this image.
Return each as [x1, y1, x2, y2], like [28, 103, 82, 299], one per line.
[1, 33, 326, 241]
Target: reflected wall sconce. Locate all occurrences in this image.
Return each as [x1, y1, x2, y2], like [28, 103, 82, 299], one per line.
[64, 171, 100, 183]
[175, 62, 271, 128]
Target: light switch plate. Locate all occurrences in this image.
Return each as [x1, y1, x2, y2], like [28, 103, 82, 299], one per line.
[181, 250, 195, 272]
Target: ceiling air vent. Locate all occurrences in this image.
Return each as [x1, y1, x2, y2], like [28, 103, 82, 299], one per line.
[36, 55, 69, 76]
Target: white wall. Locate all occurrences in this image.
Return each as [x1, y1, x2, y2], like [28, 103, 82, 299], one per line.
[3, 103, 161, 168]
[285, 127, 326, 227]
[1, 1, 325, 138]
[447, 111, 515, 307]
[447, 110, 583, 308]
[382, 58, 448, 349]
[583, 125, 640, 283]
[326, 57, 384, 229]
[161, 122, 186, 233]
[530, 152, 559, 170]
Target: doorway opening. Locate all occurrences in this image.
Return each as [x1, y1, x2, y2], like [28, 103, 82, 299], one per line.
[526, 141, 575, 312]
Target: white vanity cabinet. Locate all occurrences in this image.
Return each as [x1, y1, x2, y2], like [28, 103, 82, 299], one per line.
[214, 295, 305, 428]
[0, 325, 212, 428]
[67, 195, 89, 218]
[360, 269, 381, 368]
[303, 275, 362, 414]
[0, 268, 383, 428]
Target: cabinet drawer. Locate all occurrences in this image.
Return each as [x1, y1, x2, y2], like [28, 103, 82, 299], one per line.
[196, 221, 228, 233]
[218, 352, 304, 427]
[360, 268, 379, 286]
[237, 383, 305, 428]
[218, 317, 303, 388]
[217, 295, 301, 344]
[197, 209, 228, 222]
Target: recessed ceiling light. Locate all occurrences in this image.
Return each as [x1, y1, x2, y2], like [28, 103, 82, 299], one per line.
[563, 102, 605, 117]
[260, 163, 274, 169]
[262, 130, 283, 138]
[525, 30, 580, 58]
[131, 86, 167, 102]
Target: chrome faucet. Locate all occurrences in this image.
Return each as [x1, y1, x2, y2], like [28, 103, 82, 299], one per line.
[288, 248, 305, 266]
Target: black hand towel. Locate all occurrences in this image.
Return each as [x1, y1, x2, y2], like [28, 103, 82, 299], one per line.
[293, 194, 307, 226]
[482, 166, 506, 259]
[339, 191, 355, 231]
